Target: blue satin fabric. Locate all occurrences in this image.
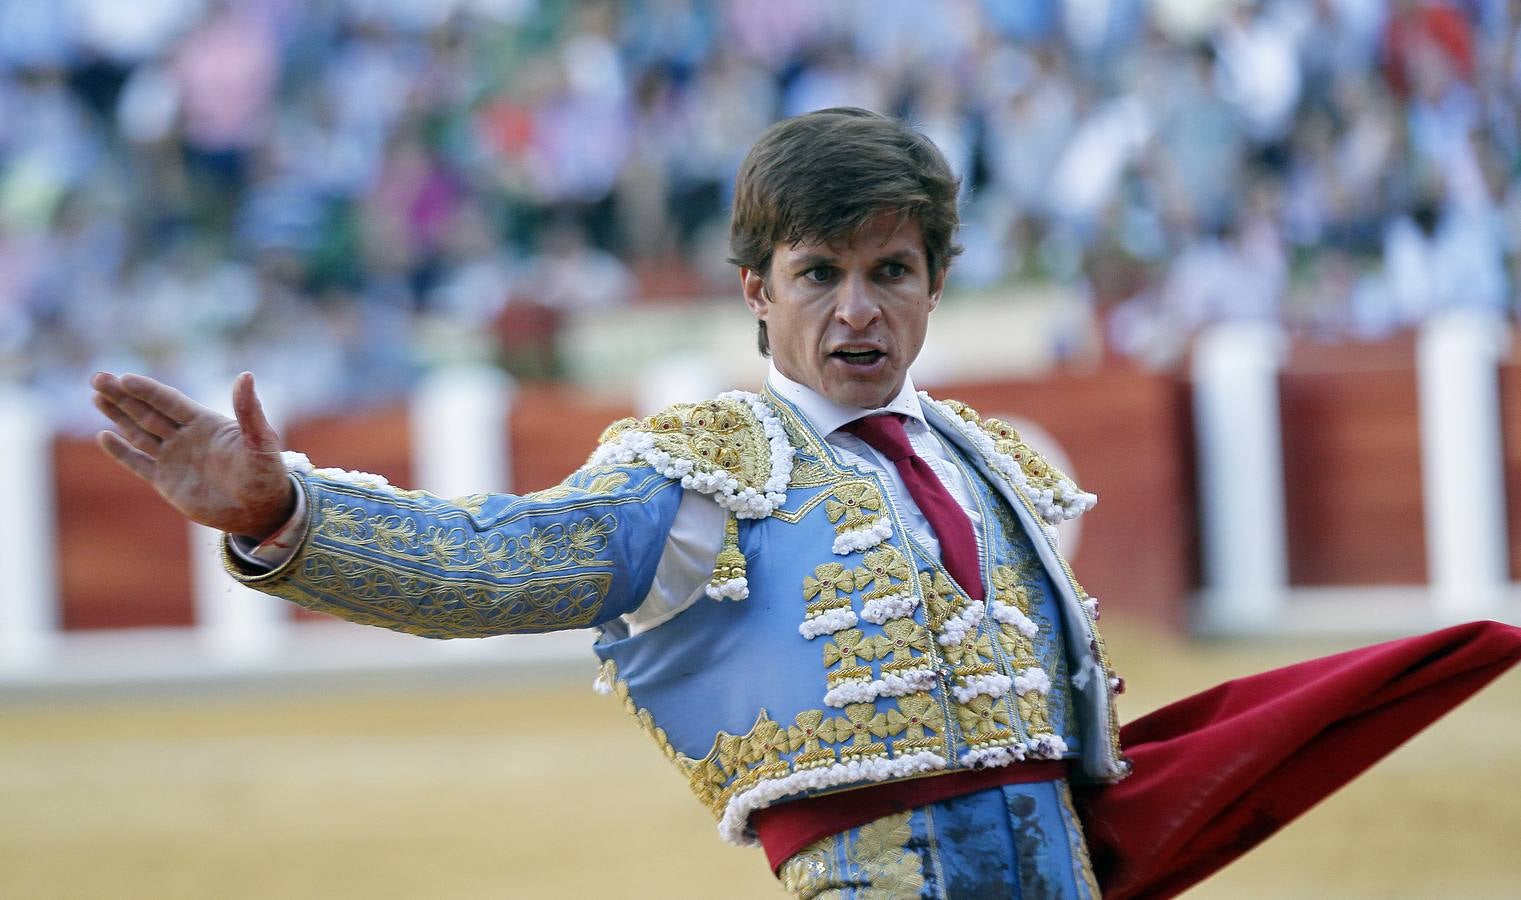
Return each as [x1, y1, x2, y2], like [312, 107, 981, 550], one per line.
[778, 780, 1099, 900]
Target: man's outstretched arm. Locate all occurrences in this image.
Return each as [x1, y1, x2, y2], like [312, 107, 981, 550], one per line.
[90, 371, 296, 540]
[89, 371, 686, 639]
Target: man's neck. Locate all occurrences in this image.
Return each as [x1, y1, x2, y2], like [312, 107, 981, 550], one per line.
[765, 362, 924, 437]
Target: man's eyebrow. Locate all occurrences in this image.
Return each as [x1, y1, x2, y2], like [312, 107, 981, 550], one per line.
[788, 253, 838, 270]
[876, 248, 921, 264]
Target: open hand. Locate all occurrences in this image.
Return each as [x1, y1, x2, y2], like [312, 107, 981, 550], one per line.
[90, 372, 296, 540]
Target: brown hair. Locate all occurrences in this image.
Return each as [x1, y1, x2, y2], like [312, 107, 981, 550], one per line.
[728, 107, 962, 355]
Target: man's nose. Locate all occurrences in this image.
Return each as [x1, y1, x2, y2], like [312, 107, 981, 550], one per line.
[834, 275, 883, 329]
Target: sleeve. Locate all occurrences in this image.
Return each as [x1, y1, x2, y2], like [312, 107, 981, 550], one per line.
[226, 478, 308, 569]
[223, 461, 684, 639]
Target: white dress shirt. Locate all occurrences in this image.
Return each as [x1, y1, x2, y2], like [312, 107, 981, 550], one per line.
[232, 363, 983, 636]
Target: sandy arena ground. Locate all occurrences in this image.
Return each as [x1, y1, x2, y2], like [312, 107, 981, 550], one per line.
[2, 619, 1518, 899]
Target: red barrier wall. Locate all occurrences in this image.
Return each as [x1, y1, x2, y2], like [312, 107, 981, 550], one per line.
[509, 385, 635, 492]
[54, 436, 196, 629]
[56, 347, 1477, 634]
[926, 368, 1198, 627]
[1278, 339, 1426, 586]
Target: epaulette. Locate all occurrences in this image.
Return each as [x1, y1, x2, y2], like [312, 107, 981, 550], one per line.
[923, 395, 1097, 524]
[588, 391, 795, 601]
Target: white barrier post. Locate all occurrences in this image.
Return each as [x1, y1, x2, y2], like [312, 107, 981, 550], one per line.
[1416, 311, 1510, 621]
[0, 387, 59, 670]
[410, 363, 514, 497]
[191, 377, 290, 663]
[636, 356, 725, 415]
[1192, 322, 1290, 632]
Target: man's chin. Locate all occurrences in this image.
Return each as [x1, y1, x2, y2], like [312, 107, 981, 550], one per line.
[822, 378, 901, 411]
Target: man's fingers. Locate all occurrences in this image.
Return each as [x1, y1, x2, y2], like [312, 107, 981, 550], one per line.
[118, 373, 207, 426]
[92, 394, 163, 454]
[97, 431, 158, 482]
[106, 389, 183, 440]
[93, 372, 194, 439]
[232, 372, 282, 453]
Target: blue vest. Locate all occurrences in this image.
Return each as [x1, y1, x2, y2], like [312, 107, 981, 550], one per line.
[229, 388, 1127, 847]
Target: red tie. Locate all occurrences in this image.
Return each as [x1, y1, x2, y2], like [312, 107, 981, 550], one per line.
[843, 414, 984, 600]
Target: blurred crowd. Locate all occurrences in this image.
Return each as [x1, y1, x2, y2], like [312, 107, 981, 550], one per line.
[4, 0, 1521, 428]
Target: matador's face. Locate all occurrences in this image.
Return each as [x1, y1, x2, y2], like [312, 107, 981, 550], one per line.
[742, 214, 942, 410]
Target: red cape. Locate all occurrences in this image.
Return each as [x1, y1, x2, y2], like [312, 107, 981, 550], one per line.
[1074, 620, 1521, 899]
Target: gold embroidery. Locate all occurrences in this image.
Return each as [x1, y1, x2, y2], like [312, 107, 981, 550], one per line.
[919, 570, 964, 631]
[890, 692, 947, 752]
[316, 500, 617, 579]
[956, 695, 1015, 746]
[822, 629, 876, 669]
[710, 514, 747, 595]
[988, 563, 1060, 739]
[779, 840, 840, 899]
[854, 546, 913, 600]
[826, 665, 873, 688]
[823, 482, 886, 536]
[804, 563, 857, 605]
[778, 811, 925, 900]
[787, 457, 836, 488]
[743, 717, 803, 771]
[601, 396, 775, 490]
[836, 702, 898, 760]
[942, 632, 995, 672]
[870, 619, 933, 671]
[260, 545, 614, 637]
[789, 710, 844, 768]
[523, 470, 631, 503]
[804, 562, 859, 624]
[937, 398, 1087, 503]
[849, 811, 926, 900]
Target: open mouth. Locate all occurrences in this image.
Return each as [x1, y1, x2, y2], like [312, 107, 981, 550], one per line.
[831, 349, 886, 366]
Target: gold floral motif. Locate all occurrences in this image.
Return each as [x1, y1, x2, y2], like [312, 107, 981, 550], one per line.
[891, 692, 947, 749]
[956, 694, 1014, 745]
[822, 628, 876, 669]
[853, 547, 913, 600]
[870, 619, 933, 669]
[789, 710, 844, 768]
[823, 483, 885, 535]
[849, 811, 926, 900]
[836, 703, 900, 759]
[919, 570, 963, 631]
[942, 631, 995, 671]
[804, 563, 857, 605]
[1018, 688, 1056, 736]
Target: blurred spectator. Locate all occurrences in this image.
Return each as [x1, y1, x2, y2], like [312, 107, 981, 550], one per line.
[7, 0, 1521, 430]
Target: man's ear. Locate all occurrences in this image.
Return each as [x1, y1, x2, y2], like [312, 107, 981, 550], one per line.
[741, 267, 769, 319]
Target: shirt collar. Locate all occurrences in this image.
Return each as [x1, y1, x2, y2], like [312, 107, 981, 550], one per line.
[766, 361, 926, 437]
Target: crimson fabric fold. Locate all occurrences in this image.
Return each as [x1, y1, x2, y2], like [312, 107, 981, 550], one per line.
[1073, 620, 1521, 900]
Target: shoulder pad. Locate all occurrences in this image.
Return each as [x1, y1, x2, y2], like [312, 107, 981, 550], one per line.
[590, 391, 794, 519]
[929, 396, 1096, 524]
